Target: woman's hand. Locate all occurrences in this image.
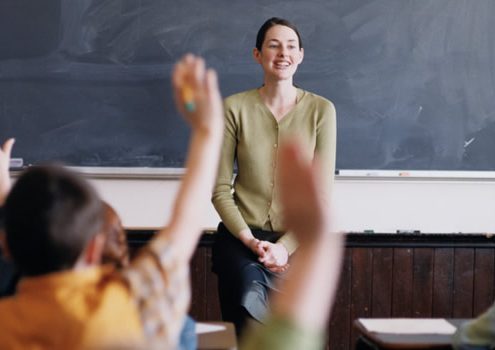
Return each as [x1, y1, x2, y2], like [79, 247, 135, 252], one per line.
[239, 228, 263, 255]
[238, 229, 289, 273]
[257, 241, 289, 271]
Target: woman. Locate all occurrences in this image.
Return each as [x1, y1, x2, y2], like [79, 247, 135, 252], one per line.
[212, 17, 336, 335]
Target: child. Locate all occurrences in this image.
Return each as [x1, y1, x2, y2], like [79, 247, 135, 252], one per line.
[0, 54, 223, 349]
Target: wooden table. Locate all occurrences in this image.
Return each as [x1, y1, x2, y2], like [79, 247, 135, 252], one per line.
[197, 322, 237, 350]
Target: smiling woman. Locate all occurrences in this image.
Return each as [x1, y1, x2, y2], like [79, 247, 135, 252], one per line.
[211, 17, 337, 336]
[253, 25, 304, 100]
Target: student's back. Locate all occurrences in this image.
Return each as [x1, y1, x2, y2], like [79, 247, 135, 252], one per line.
[0, 199, 141, 348]
[0, 266, 143, 349]
[0, 167, 195, 350]
[0, 165, 144, 349]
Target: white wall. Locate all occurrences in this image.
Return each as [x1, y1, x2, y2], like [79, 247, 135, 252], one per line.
[332, 178, 495, 234]
[87, 172, 495, 234]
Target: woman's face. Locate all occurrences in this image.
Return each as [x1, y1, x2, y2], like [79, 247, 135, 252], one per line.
[254, 25, 304, 82]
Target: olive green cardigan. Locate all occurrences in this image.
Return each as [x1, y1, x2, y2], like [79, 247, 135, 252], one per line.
[212, 88, 336, 254]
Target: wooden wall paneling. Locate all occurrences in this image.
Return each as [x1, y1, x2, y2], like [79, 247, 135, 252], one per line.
[412, 248, 434, 317]
[204, 247, 222, 320]
[371, 248, 393, 317]
[392, 248, 413, 316]
[350, 248, 373, 348]
[432, 248, 454, 317]
[453, 248, 475, 318]
[127, 231, 495, 350]
[328, 248, 353, 350]
[189, 247, 207, 320]
[473, 248, 495, 317]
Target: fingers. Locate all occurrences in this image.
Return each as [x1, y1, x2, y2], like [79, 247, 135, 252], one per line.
[257, 241, 289, 268]
[172, 59, 187, 115]
[255, 240, 270, 258]
[171, 54, 223, 132]
[254, 245, 265, 257]
[278, 139, 330, 239]
[172, 54, 206, 112]
[267, 264, 290, 274]
[278, 141, 306, 211]
[279, 140, 312, 197]
[191, 56, 206, 89]
[249, 239, 265, 256]
[176, 54, 206, 91]
[1, 138, 15, 158]
[257, 241, 270, 264]
[280, 140, 324, 200]
[205, 68, 220, 102]
[172, 54, 191, 88]
[258, 247, 273, 264]
[0, 138, 15, 205]
[258, 255, 269, 264]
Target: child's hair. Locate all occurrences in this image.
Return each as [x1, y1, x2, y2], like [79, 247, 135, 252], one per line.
[101, 202, 129, 269]
[5, 165, 103, 276]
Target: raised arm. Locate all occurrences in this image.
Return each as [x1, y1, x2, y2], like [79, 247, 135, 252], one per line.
[123, 55, 224, 348]
[276, 98, 336, 256]
[241, 139, 344, 350]
[156, 54, 224, 257]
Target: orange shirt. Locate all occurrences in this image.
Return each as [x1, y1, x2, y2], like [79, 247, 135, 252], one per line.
[0, 235, 190, 349]
[0, 266, 143, 349]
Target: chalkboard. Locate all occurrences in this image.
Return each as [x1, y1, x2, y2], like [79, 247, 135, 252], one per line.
[1, 0, 495, 170]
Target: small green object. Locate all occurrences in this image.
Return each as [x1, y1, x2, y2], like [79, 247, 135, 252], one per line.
[185, 101, 195, 112]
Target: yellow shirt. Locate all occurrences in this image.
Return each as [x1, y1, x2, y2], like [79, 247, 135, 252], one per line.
[0, 266, 143, 350]
[0, 236, 190, 349]
[212, 88, 336, 254]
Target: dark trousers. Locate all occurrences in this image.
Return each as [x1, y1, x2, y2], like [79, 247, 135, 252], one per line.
[212, 222, 281, 336]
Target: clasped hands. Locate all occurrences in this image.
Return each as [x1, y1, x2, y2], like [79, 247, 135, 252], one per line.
[247, 237, 289, 274]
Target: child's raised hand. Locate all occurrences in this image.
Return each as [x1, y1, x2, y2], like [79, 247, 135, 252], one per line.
[278, 140, 330, 244]
[172, 54, 223, 134]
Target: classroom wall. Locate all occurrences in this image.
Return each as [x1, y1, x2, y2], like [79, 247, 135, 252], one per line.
[89, 176, 495, 234]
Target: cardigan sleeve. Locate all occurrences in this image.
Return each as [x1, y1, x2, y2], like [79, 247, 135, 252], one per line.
[211, 103, 250, 238]
[315, 98, 337, 194]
